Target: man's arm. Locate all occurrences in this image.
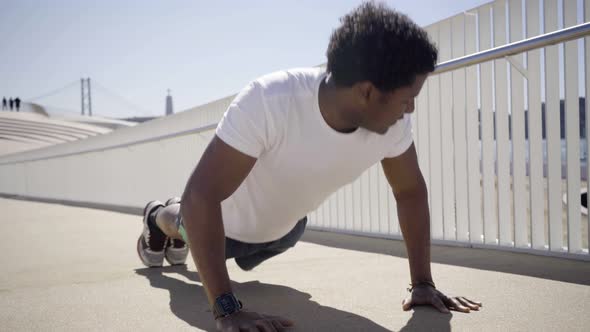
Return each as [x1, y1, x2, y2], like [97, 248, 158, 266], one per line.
[381, 143, 432, 285]
[181, 135, 295, 331]
[181, 136, 296, 331]
[381, 143, 481, 313]
[181, 135, 257, 306]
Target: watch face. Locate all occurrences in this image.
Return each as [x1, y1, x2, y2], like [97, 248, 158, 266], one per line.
[220, 296, 236, 312]
[216, 293, 240, 316]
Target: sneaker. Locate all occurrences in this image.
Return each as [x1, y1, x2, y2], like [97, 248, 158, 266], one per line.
[164, 197, 189, 265]
[165, 238, 190, 265]
[165, 197, 181, 206]
[137, 200, 167, 267]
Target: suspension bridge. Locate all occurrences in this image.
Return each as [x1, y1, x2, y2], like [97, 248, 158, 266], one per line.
[0, 79, 172, 156]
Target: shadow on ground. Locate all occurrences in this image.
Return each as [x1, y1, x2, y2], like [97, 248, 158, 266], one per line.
[135, 265, 405, 332]
[399, 308, 452, 332]
[302, 230, 590, 286]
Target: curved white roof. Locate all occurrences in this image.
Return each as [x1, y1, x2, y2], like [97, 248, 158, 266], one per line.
[0, 103, 136, 157]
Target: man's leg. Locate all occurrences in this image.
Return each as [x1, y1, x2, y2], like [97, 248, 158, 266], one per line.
[233, 217, 307, 271]
[154, 203, 184, 240]
[153, 199, 189, 266]
[152, 203, 267, 267]
[142, 204, 307, 271]
[137, 199, 188, 268]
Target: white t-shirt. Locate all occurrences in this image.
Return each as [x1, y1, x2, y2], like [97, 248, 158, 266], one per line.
[216, 67, 413, 243]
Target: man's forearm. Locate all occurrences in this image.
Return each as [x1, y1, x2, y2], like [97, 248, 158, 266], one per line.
[396, 189, 433, 284]
[180, 191, 233, 307]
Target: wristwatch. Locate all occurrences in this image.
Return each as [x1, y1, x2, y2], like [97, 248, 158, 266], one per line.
[213, 292, 243, 319]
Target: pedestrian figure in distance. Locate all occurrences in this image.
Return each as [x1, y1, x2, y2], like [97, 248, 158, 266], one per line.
[14, 97, 21, 112]
[2, 97, 6, 110]
[9, 98, 13, 111]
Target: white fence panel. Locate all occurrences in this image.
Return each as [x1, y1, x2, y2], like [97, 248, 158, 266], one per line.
[510, 0, 529, 248]
[338, 188, 346, 230]
[439, 19, 457, 240]
[344, 183, 354, 231]
[479, 5, 499, 244]
[585, 0, 590, 253]
[416, 78, 431, 233]
[317, 202, 324, 228]
[426, 25, 444, 240]
[526, 0, 546, 250]
[564, 0, 582, 253]
[352, 176, 362, 232]
[387, 180, 399, 236]
[360, 171, 371, 233]
[465, 10, 484, 244]
[452, 14, 470, 242]
[494, 0, 513, 246]
[378, 166, 390, 234]
[545, 0, 564, 251]
[330, 191, 338, 230]
[369, 165, 380, 233]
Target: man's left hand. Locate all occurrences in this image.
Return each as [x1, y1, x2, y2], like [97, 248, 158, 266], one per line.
[402, 284, 482, 313]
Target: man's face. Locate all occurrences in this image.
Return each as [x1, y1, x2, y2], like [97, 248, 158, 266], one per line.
[359, 73, 428, 135]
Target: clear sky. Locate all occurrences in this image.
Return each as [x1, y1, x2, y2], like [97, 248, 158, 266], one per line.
[1, 0, 494, 118]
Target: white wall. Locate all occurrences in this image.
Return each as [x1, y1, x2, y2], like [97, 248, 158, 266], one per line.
[0, 95, 233, 207]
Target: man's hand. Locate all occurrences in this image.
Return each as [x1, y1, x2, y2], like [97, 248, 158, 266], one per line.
[216, 310, 294, 332]
[402, 284, 482, 313]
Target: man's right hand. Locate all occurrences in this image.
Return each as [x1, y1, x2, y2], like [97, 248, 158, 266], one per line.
[216, 310, 295, 332]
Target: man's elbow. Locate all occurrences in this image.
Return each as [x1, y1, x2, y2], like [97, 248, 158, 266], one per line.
[180, 186, 213, 225]
[393, 181, 428, 203]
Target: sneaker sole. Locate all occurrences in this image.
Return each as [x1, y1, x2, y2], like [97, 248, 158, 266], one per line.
[136, 234, 164, 268]
[137, 200, 166, 267]
[165, 245, 189, 266]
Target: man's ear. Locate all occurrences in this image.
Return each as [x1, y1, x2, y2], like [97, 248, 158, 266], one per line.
[354, 81, 374, 106]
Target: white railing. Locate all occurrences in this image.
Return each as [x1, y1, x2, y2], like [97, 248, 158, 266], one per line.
[309, 0, 590, 261]
[0, 0, 588, 261]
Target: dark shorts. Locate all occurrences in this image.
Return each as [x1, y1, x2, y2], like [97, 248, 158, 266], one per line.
[176, 216, 307, 271]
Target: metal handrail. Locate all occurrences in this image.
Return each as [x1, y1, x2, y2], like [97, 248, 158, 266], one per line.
[2, 22, 590, 165]
[434, 21, 590, 75]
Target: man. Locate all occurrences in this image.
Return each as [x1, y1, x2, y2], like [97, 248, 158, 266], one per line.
[137, 2, 482, 331]
[2, 97, 7, 110]
[14, 97, 21, 112]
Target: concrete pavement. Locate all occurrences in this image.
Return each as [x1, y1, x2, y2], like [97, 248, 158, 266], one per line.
[1, 197, 589, 331]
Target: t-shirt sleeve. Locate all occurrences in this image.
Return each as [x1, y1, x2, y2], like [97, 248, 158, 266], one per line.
[215, 81, 270, 158]
[383, 114, 414, 159]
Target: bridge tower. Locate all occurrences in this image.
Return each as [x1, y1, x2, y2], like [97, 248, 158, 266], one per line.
[80, 78, 92, 116]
